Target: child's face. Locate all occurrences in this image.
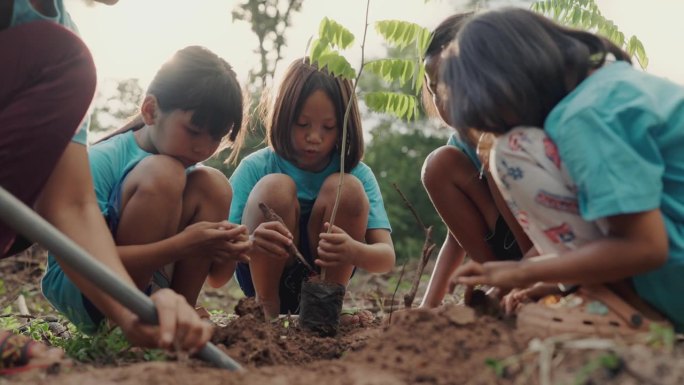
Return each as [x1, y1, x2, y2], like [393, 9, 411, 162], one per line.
[151, 109, 221, 167]
[425, 54, 453, 127]
[290, 90, 339, 172]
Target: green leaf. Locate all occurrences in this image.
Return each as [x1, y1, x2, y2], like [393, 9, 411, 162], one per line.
[365, 59, 416, 88]
[530, 0, 648, 68]
[318, 17, 355, 50]
[375, 20, 432, 54]
[365, 92, 419, 121]
[309, 37, 332, 63]
[314, 52, 356, 79]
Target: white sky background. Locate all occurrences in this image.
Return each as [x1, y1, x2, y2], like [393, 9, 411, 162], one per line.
[66, 0, 684, 98]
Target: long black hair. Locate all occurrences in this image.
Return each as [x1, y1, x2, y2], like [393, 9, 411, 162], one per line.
[442, 7, 631, 135]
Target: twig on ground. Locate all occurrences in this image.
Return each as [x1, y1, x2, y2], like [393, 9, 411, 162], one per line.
[388, 262, 407, 325]
[391, 183, 436, 308]
[258, 202, 315, 272]
[16, 294, 29, 316]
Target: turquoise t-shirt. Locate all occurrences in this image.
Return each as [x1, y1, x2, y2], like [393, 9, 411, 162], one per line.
[229, 147, 391, 231]
[10, 0, 88, 145]
[41, 131, 151, 333]
[447, 131, 481, 170]
[88, 131, 152, 215]
[545, 61, 684, 328]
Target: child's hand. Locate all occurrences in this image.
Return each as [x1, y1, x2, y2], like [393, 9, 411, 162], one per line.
[450, 260, 529, 290]
[118, 288, 213, 353]
[180, 221, 251, 263]
[249, 221, 293, 260]
[315, 223, 358, 268]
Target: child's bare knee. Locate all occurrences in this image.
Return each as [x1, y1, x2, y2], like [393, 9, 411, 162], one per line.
[186, 166, 231, 203]
[251, 174, 297, 207]
[129, 155, 187, 197]
[320, 174, 367, 214]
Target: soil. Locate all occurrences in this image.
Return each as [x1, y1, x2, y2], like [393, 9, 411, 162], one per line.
[4, 247, 684, 384]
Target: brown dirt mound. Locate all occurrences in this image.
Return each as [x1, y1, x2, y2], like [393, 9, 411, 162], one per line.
[9, 303, 684, 385]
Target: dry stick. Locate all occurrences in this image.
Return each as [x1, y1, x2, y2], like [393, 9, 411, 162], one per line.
[388, 262, 407, 325]
[323, 0, 371, 281]
[391, 183, 437, 308]
[258, 202, 315, 272]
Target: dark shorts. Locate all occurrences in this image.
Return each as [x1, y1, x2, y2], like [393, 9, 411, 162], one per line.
[485, 215, 524, 261]
[0, 22, 96, 257]
[235, 212, 320, 314]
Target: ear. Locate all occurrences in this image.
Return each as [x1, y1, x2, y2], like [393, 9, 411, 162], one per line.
[140, 95, 159, 125]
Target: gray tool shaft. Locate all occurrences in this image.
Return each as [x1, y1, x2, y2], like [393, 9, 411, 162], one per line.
[0, 186, 243, 371]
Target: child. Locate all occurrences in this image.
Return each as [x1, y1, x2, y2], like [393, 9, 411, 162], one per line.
[229, 58, 395, 319]
[444, 8, 684, 333]
[42, 45, 251, 334]
[1, 1, 211, 372]
[419, 13, 532, 308]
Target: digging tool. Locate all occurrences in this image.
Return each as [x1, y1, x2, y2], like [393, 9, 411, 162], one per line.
[0, 186, 243, 372]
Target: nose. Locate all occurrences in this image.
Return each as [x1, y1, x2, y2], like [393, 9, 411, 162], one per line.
[306, 128, 322, 144]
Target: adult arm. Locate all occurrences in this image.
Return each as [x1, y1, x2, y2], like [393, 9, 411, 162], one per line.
[34, 143, 211, 350]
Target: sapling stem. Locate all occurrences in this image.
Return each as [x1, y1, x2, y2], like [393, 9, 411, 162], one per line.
[323, 0, 371, 281]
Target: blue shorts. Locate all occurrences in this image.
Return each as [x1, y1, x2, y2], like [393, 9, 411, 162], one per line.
[235, 212, 320, 314]
[41, 169, 170, 334]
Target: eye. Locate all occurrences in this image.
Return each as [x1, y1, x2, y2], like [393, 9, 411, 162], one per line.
[185, 126, 202, 136]
[323, 125, 337, 131]
[295, 121, 310, 128]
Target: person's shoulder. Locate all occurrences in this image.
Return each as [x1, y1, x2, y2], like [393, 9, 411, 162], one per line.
[350, 161, 377, 181]
[239, 147, 275, 166]
[548, 63, 644, 127]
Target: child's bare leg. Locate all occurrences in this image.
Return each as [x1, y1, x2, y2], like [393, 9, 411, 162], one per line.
[422, 146, 500, 263]
[171, 166, 232, 306]
[308, 173, 368, 286]
[116, 155, 187, 289]
[242, 174, 299, 318]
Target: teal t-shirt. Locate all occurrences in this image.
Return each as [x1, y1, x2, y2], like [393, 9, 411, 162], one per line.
[545, 61, 684, 328]
[88, 131, 152, 215]
[229, 147, 391, 231]
[41, 131, 151, 333]
[10, 0, 88, 145]
[447, 132, 481, 170]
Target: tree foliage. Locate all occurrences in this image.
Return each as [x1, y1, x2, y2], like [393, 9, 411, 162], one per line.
[308, 17, 431, 122]
[531, 0, 648, 68]
[232, 0, 304, 89]
[363, 123, 447, 262]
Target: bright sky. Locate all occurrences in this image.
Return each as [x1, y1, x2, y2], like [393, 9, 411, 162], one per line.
[66, 0, 684, 92]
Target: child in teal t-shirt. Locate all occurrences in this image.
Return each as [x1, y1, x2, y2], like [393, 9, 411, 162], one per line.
[42, 46, 251, 333]
[229, 58, 395, 319]
[444, 8, 684, 333]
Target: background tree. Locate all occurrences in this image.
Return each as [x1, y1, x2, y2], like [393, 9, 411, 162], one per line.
[88, 78, 143, 142]
[231, 0, 304, 90]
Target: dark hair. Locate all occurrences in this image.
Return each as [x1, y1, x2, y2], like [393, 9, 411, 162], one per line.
[422, 12, 474, 120]
[426, 12, 474, 60]
[98, 46, 245, 162]
[266, 57, 363, 170]
[442, 7, 631, 135]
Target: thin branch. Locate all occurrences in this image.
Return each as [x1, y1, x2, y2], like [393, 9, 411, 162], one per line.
[258, 202, 315, 272]
[391, 183, 436, 308]
[324, 0, 371, 281]
[388, 262, 407, 325]
[391, 182, 427, 230]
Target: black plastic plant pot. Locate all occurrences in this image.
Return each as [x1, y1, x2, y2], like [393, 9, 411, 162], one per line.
[299, 279, 345, 337]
